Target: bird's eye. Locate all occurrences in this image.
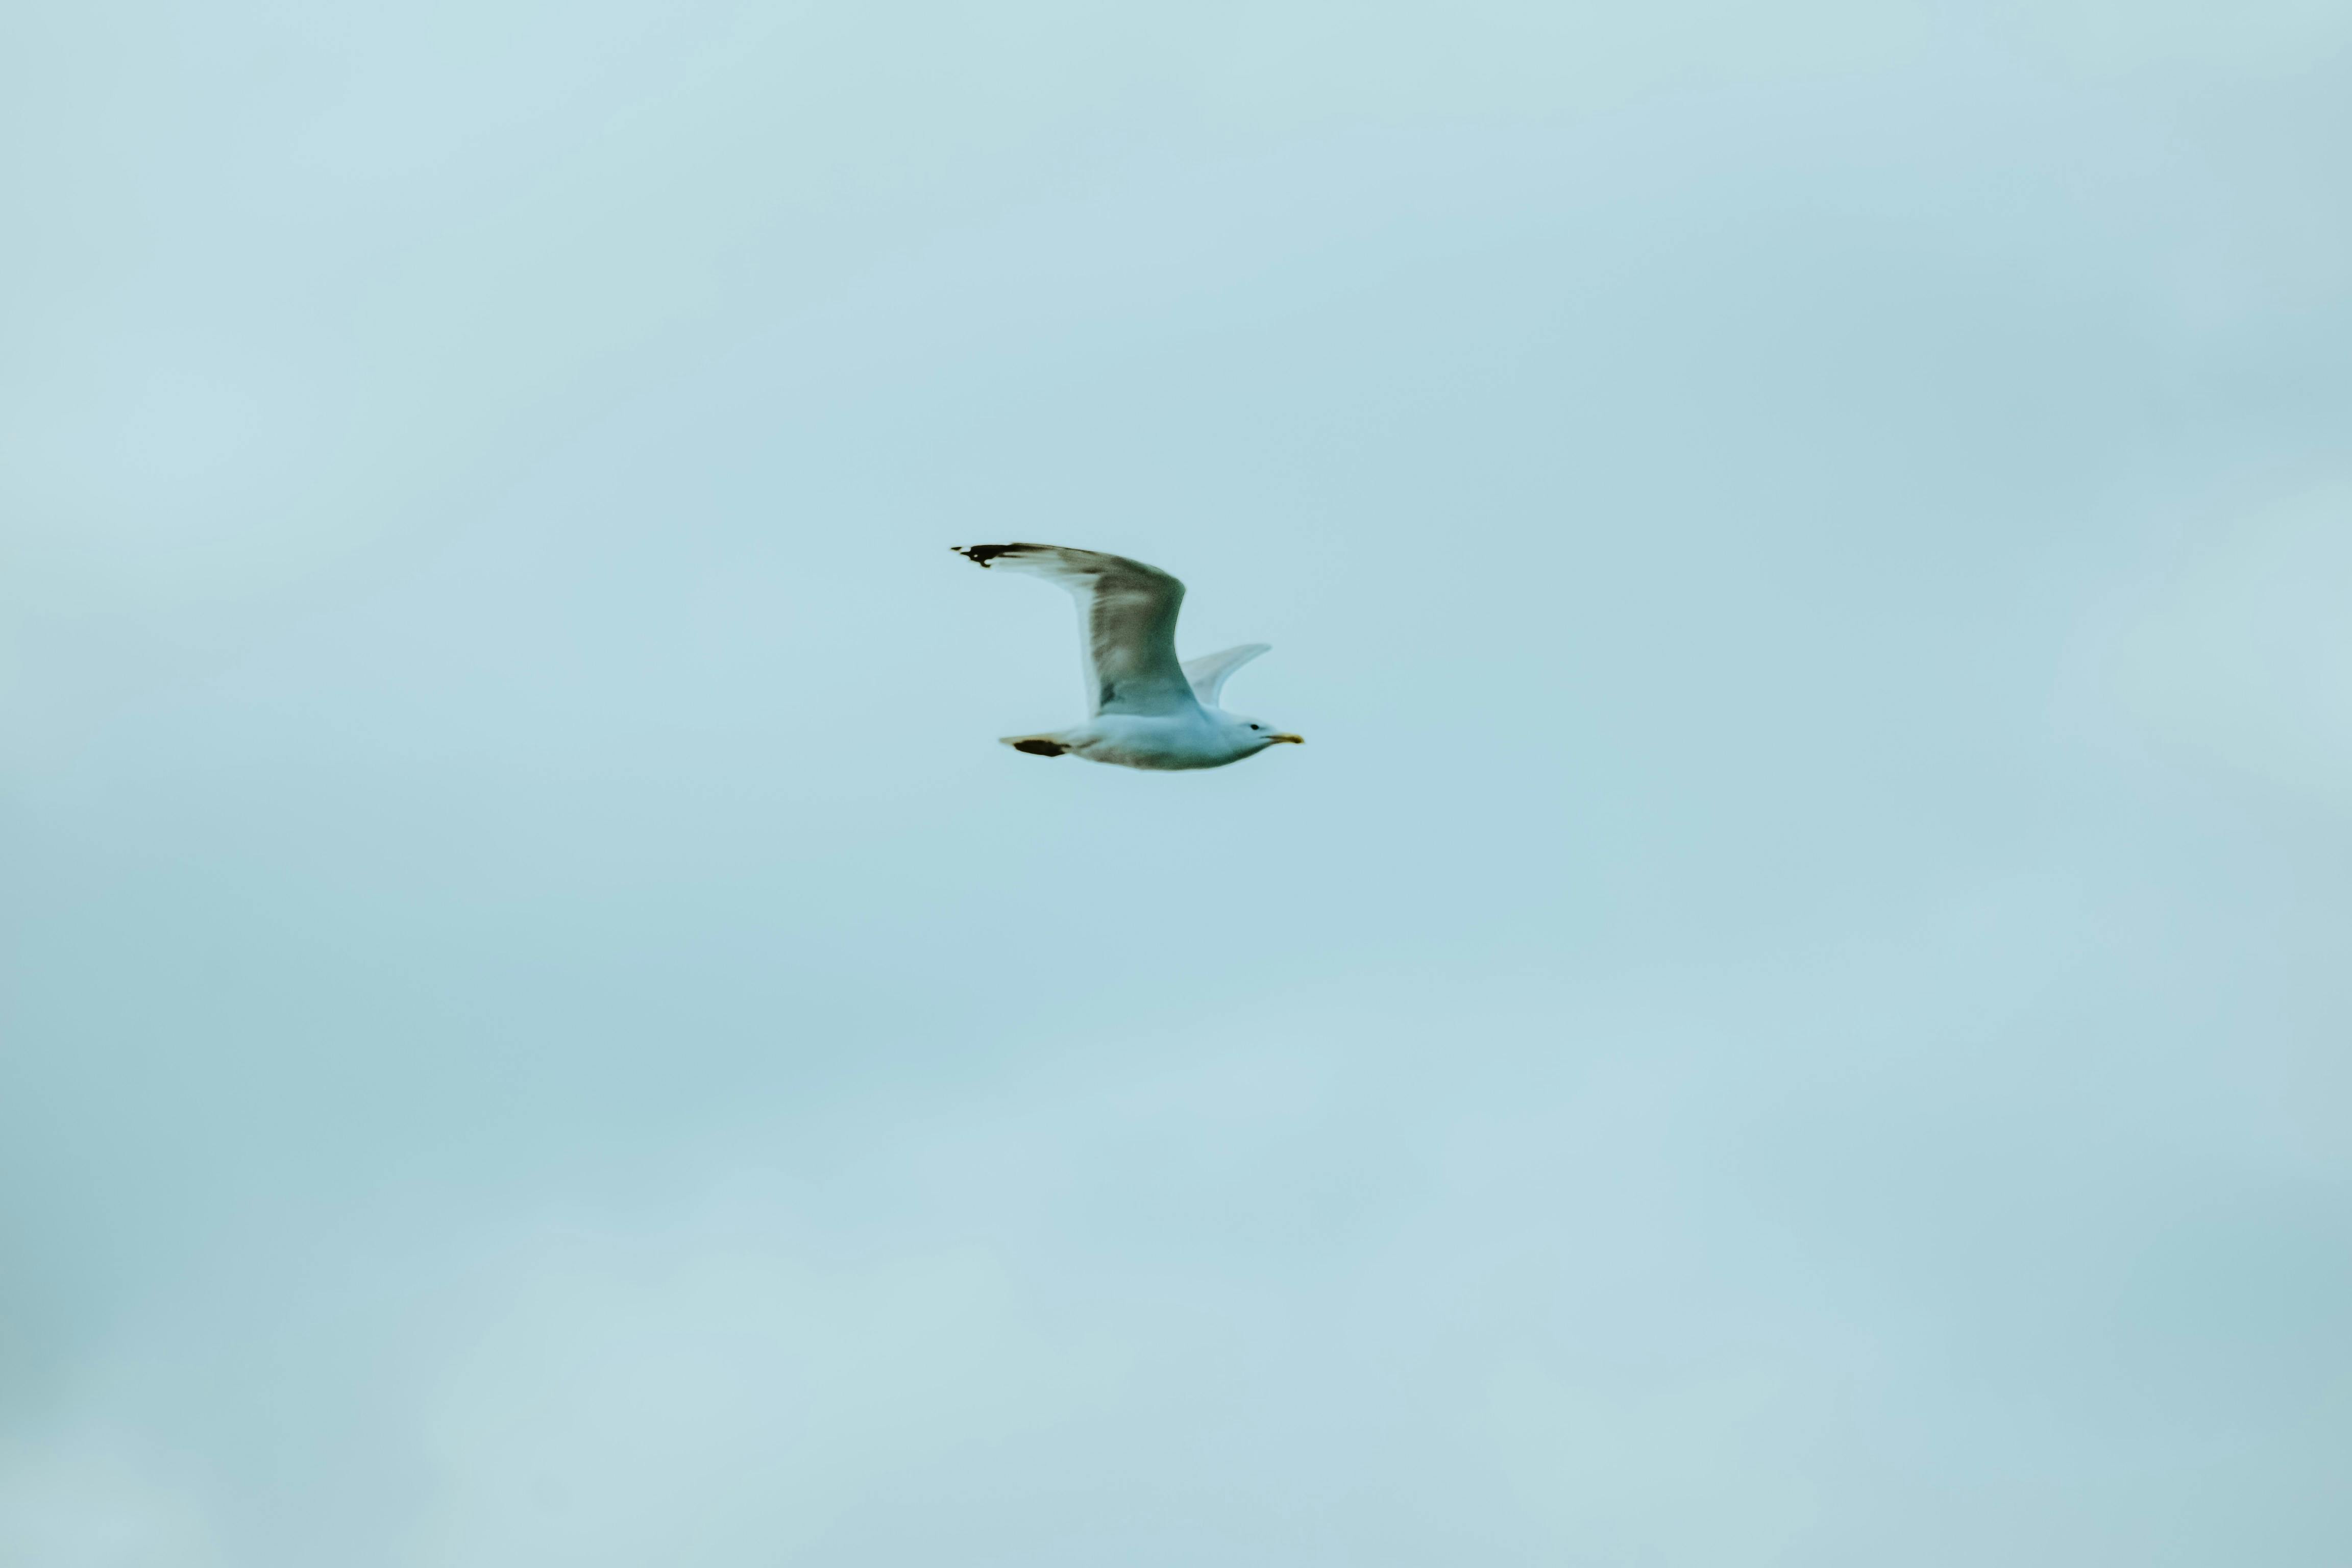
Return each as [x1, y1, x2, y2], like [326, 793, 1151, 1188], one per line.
[1250, 724, 1260, 730]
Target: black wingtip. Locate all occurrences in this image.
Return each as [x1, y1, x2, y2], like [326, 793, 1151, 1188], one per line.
[952, 544, 1038, 569]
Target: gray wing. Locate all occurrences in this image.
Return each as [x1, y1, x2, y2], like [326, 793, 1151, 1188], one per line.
[953, 544, 1201, 717]
[1181, 644, 1270, 708]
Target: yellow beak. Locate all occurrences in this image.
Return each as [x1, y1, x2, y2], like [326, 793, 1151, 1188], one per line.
[1268, 733, 1304, 744]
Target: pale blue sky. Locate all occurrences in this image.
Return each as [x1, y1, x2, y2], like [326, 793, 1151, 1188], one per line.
[4, 2, 2350, 1564]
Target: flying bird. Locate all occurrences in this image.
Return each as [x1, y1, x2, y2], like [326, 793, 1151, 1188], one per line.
[953, 543, 1303, 770]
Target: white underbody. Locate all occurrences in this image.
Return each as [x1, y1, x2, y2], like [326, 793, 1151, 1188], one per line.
[1014, 708, 1281, 771]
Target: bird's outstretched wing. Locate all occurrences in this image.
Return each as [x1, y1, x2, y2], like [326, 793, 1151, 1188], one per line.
[1181, 643, 1269, 708]
[953, 544, 1199, 717]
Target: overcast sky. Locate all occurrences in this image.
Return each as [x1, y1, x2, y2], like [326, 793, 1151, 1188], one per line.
[4, 2, 2350, 1564]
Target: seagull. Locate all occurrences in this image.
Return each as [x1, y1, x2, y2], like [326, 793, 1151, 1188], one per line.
[953, 543, 1304, 770]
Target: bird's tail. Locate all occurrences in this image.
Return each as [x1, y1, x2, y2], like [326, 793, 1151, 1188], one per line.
[999, 734, 1070, 757]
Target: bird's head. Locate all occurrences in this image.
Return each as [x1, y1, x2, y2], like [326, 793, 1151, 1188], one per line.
[1223, 713, 1304, 753]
